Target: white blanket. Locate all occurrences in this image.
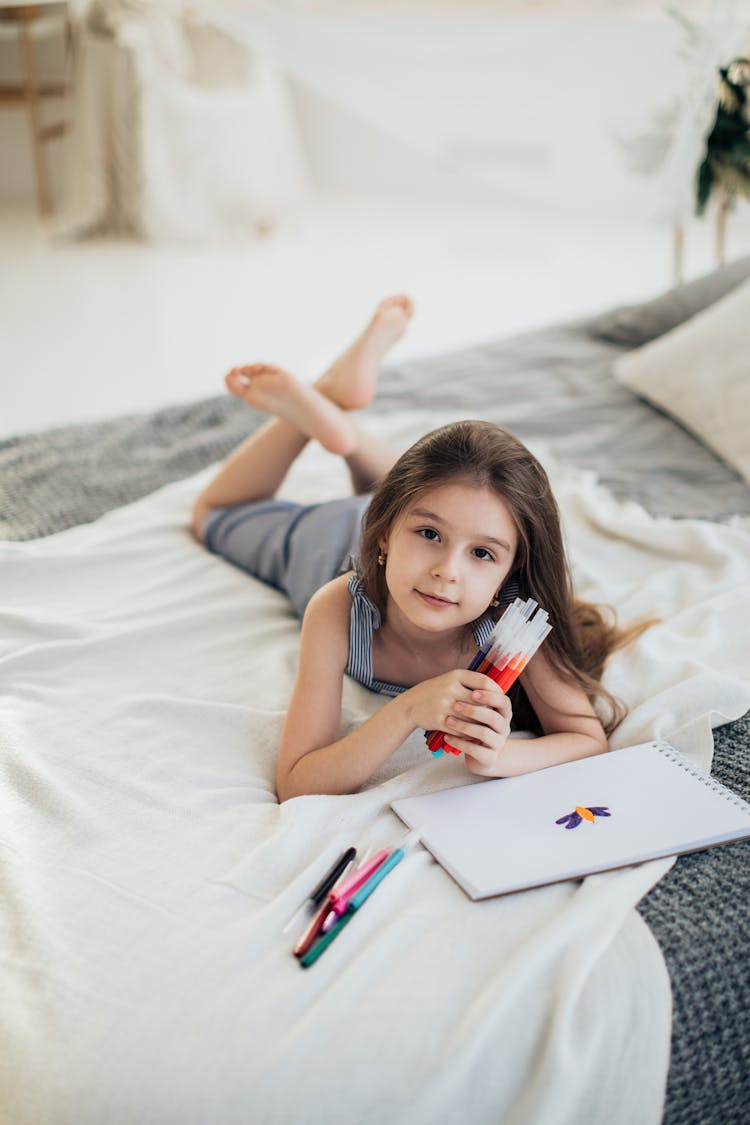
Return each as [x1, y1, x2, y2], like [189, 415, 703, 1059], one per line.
[2, 443, 749, 1125]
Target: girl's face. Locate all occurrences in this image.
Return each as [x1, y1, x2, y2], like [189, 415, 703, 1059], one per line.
[380, 481, 519, 636]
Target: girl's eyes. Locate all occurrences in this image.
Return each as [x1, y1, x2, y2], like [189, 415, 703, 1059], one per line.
[416, 528, 495, 562]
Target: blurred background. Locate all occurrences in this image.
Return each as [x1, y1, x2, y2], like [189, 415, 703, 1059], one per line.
[1, 0, 750, 439]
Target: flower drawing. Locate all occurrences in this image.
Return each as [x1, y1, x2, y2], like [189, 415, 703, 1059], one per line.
[555, 805, 611, 830]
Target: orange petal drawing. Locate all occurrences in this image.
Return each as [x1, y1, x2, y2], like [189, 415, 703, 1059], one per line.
[575, 806, 596, 822]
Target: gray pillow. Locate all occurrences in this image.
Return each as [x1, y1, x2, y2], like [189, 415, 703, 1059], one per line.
[588, 254, 750, 346]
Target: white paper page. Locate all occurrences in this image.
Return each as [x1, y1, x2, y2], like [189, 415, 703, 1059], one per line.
[392, 741, 750, 899]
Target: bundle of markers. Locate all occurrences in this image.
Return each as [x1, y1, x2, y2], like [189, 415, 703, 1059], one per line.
[287, 831, 421, 968]
[426, 596, 552, 756]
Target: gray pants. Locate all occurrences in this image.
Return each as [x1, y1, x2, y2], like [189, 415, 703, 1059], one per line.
[204, 494, 372, 618]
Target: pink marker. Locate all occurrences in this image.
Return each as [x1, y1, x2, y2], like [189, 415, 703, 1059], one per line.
[321, 850, 389, 931]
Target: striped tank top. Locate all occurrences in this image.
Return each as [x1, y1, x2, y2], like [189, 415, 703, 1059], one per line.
[345, 572, 520, 697]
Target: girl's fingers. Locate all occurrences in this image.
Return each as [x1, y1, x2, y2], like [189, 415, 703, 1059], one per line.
[449, 731, 506, 759]
[446, 736, 495, 764]
[468, 689, 512, 717]
[451, 702, 508, 733]
[445, 714, 494, 738]
[446, 716, 508, 746]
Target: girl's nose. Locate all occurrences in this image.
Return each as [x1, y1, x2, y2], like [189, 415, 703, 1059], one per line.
[432, 548, 460, 580]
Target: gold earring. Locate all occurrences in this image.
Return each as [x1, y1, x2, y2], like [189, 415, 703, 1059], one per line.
[377, 551, 387, 566]
[490, 592, 500, 607]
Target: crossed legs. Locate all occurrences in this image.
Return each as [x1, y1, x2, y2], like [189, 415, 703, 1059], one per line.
[192, 296, 414, 540]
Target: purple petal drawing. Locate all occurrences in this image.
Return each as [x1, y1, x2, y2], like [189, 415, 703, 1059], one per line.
[555, 811, 582, 829]
[556, 805, 611, 829]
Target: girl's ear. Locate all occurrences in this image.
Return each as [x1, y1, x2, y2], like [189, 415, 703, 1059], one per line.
[377, 537, 389, 568]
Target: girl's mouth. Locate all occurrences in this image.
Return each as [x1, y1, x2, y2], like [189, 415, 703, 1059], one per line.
[416, 590, 457, 608]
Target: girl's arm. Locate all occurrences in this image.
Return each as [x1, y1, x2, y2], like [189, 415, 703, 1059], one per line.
[451, 651, 608, 778]
[275, 577, 412, 800]
[275, 576, 501, 800]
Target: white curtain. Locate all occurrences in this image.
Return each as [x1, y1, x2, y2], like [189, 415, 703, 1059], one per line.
[209, 0, 748, 219]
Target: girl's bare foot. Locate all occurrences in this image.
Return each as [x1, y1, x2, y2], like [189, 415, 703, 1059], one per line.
[316, 294, 414, 410]
[226, 363, 357, 456]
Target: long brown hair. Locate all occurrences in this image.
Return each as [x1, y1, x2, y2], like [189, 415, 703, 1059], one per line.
[359, 420, 643, 735]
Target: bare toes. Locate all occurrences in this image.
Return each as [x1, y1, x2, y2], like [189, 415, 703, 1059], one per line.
[225, 368, 247, 395]
[239, 363, 282, 378]
[225, 363, 281, 393]
[380, 294, 414, 317]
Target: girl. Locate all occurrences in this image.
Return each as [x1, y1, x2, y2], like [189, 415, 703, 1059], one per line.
[193, 296, 631, 802]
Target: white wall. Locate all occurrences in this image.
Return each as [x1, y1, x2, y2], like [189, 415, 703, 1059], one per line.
[287, 79, 498, 204]
[2, 8, 749, 230]
[0, 41, 507, 211]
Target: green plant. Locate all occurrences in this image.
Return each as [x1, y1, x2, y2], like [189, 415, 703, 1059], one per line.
[696, 57, 750, 215]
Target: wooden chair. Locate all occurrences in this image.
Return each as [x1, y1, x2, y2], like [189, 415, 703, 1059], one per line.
[0, 2, 72, 214]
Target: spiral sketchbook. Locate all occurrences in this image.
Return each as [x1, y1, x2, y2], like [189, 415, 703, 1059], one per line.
[391, 741, 750, 900]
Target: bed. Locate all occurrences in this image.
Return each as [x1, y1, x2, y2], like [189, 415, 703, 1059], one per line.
[1, 260, 749, 1125]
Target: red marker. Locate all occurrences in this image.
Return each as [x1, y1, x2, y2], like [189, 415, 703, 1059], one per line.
[426, 597, 551, 756]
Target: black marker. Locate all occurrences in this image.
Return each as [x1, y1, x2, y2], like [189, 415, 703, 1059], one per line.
[309, 847, 357, 906]
[282, 846, 357, 934]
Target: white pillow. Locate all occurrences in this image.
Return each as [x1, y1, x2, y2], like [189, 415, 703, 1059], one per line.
[612, 278, 750, 485]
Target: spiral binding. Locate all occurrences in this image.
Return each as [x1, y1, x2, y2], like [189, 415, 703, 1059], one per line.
[651, 740, 750, 813]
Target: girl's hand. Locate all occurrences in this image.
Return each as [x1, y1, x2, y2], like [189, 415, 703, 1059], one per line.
[442, 682, 513, 775]
[402, 671, 512, 768]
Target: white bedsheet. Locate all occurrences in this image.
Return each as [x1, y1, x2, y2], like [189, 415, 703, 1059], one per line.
[2, 443, 749, 1125]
